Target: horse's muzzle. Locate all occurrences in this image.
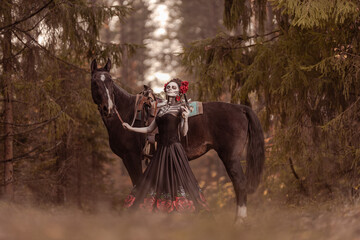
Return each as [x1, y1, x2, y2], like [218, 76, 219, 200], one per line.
[98, 105, 113, 118]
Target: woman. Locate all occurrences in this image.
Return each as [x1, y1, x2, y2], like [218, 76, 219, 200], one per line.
[122, 78, 209, 213]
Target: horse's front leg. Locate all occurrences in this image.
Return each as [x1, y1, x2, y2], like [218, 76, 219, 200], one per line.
[121, 151, 143, 186]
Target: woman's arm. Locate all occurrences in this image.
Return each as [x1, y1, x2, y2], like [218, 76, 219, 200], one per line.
[180, 106, 190, 136]
[123, 119, 157, 133]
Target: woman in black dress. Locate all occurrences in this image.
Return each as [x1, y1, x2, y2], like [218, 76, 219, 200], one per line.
[122, 78, 209, 213]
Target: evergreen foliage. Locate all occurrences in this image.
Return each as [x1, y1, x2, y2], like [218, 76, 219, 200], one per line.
[181, 0, 360, 198]
[108, 0, 151, 85]
[178, 0, 225, 45]
[0, 0, 140, 206]
[223, 0, 267, 34]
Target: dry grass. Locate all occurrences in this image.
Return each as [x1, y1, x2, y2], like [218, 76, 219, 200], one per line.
[1, 152, 359, 240]
[0, 198, 359, 240]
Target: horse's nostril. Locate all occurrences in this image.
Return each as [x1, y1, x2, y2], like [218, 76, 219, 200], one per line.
[103, 106, 108, 113]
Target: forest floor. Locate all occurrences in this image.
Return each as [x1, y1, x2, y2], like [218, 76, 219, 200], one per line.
[1, 152, 359, 239]
[0, 196, 359, 240]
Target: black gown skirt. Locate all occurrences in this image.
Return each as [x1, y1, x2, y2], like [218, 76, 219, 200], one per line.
[124, 112, 209, 213]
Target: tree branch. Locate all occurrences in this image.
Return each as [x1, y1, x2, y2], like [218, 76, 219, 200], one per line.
[245, 30, 281, 40]
[0, 109, 65, 139]
[288, 157, 308, 195]
[323, 97, 360, 127]
[224, 34, 282, 49]
[0, 98, 28, 104]
[21, 12, 50, 33]
[0, 0, 54, 32]
[12, 28, 88, 72]
[288, 157, 300, 180]
[0, 141, 62, 163]
[0, 46, 27, 64]
[0, 146, 40, 163]
[0, 109, 65, 127]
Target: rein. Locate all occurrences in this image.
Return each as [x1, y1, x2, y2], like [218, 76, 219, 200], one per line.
[113, 94, 140, 127]
[114, 108, 124, 124]
[130, 94, 141, 126]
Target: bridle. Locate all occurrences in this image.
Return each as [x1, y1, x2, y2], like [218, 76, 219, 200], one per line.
[112, 87, 158, 128]
[112, 94, 138, 125]
[95, 73, 158, 128]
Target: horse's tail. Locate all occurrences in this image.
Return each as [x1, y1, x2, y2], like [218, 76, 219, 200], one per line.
[244, 106, 265, 194]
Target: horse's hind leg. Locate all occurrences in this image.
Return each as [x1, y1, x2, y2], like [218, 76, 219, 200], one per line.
[219, 151, 247, 223]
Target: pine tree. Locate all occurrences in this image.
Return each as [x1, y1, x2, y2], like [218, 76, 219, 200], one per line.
[178, 0, 225, 45]
[1, 0, 15, 200]
[116, 0, 151, 87]
[180, 0, 360, 196]
[0, 0, 138, 205]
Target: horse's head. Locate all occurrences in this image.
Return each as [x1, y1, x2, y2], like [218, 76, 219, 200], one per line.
[90, 58, 115, 117]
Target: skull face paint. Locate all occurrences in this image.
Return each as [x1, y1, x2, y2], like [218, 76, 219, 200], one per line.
[165, 82, 179, 97]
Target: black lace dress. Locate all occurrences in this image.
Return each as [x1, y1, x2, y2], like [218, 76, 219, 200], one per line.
[124, 111, 209, 213]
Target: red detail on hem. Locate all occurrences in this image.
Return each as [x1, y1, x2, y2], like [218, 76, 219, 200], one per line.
[139, 196, 156, 212]
[123, 192, 209, 213]
[124, 194, 135, 208]
[155, 199, 174, 213]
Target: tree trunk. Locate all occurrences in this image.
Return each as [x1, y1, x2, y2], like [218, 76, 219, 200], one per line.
[2, 0, 14, 201]
[265, 2, 275, 35]
[55, 129, 67, 205]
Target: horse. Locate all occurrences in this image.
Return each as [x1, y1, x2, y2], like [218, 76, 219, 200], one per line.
[90, 59, 265, 223]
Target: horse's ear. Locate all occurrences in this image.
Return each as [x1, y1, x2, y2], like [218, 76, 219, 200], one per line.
[104, 58, 111, 72]
[143, 85, 149, 90]
[91, 59, 97, 74]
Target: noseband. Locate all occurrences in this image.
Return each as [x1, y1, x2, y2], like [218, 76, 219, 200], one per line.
[96, 74, 158, 128]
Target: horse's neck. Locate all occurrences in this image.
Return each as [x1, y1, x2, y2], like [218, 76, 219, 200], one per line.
[113, 83, 136, 119]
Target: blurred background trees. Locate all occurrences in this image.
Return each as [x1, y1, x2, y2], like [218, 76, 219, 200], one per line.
[181, 0, 360, 201]
[0, 0, 139, 207]
[0, 0, 359, 209]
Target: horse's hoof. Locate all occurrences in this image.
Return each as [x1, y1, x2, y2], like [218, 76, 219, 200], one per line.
[234, 205, 247, 226]
[234, 217, 251, 228]
[234, 217, 246, 225]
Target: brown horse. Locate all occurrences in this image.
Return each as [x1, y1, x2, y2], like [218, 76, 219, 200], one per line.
[90, 59, 265, 222]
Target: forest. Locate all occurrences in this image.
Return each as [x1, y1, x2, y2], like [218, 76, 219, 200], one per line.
[0, 0, 359, 239]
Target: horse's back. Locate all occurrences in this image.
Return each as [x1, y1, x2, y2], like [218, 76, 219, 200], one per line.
[203, 101, 248, 117]
[185, 101, 250, 159]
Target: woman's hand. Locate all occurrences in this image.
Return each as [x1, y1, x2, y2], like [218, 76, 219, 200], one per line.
[181, 106, 190, 120]
[180, 106, 190, 136]
[122, 122, 131, 130]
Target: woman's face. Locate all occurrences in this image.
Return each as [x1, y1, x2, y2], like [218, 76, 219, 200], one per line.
[165, 82, 179, 97]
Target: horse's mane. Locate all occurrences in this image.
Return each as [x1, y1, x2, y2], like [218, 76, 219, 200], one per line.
[113, 82, 134, 98]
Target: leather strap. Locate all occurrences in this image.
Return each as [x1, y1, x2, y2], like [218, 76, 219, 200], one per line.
[130, 94, 141, 127]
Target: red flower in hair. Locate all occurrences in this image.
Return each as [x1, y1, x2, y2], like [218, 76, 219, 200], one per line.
[164, 82, 169, 92]
[180, 81, 189, 94]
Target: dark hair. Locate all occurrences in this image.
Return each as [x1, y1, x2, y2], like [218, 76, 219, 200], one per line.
[164, 78, 189, 105]
[164, 78, 182, 92]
